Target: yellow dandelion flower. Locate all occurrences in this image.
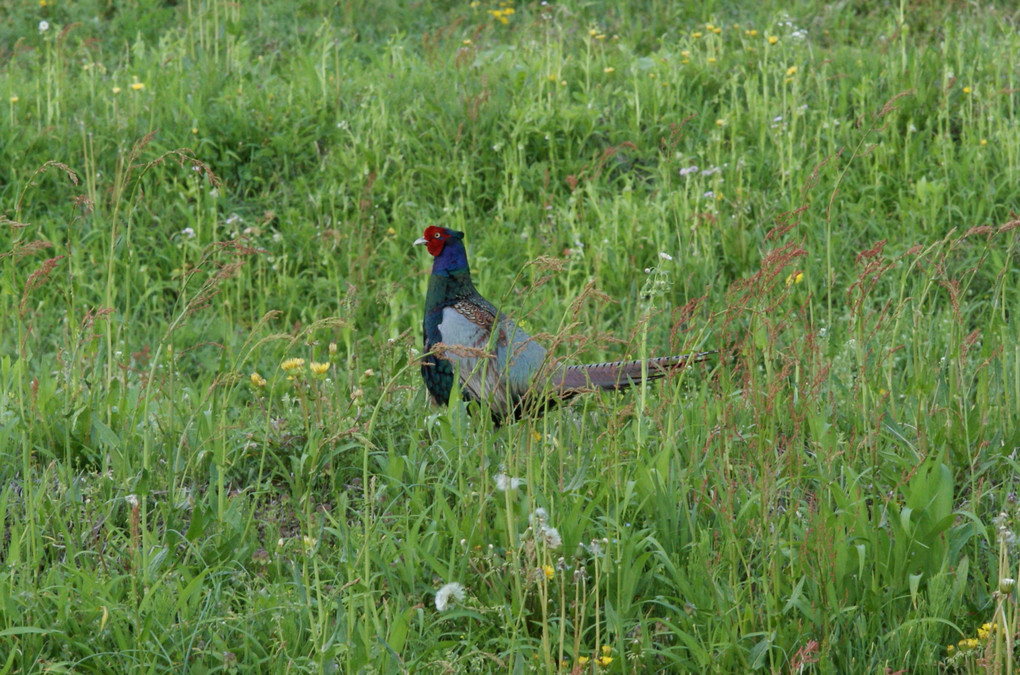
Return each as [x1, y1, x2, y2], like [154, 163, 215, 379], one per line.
[281, 357, 305, 372]
[963, 86, 971, 94]
[713, 27, 722, 34]
[191, 127, 198, 134]
[785, 271, 804, 286]
[543, 565, 554, 579]
[577, 656, 590, 666]
[310, 361, 330, 376]
[40, 0, 47, 5]
[707, 57, 717, 64]
[705, 23, 715, 31]
[715, 118, 726, 126]
[130, 81, 145, 91]
[596, 33, 606, 40]
[504, 7, 514, 14]
[250, 372, 267, 388]
[768, 35, 778, 44]
[9, 96, 18, 103]
[560, 80, 567, 86]
[692, 31, 703, 38]
[601, 646, 612, 655]
[681, 50, 691, 58]
[946, 644, 955, 654]
[597, 656, 613, 667]
[589, 28, 597, 36]
[112, 86, 122, 94]
[980, 138, 987, 146]
[603, 67, 614, 73]
[786, 65, 798, 76]
[463, 39, 472, 45]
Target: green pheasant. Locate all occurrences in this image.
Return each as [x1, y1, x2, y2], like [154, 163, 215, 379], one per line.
[415, 226, 712, 424]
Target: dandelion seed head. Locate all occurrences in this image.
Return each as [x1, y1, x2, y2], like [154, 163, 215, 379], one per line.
[435, 582, 466, 611]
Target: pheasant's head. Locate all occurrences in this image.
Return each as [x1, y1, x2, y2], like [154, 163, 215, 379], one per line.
[414, 226, 464, 257]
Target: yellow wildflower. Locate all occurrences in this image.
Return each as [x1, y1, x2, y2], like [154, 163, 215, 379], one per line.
[603, 67, 614, 73]
[963, 86, 971, 94]
[768, 35, 778, 44]
[980, 138, 987, 146]
[601, 646, 612, 655]
[715, 118, 726, 126]
[786, 65, 798, 76]
[681, 50, 691, 58]
[281, 357, 305, 372]
[250, 372, 267, 388]
[9, 96, 18, 103]
[310, 361, 330, 376]
[112, 86, 122, 94]
[785, 271, 804, 286]
[130, 81, 145, 91]
[597, 656, 613, 667]
[692, 31, 703, 38]
[707, 57, 717, 64]
[577, 656, 590, 666]
[543, 565, 554, 579]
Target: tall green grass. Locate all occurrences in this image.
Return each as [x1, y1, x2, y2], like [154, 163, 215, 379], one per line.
[2, 1, 1019, 672]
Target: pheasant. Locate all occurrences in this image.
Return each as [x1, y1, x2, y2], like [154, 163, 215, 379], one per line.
[414, 226, 712, 425]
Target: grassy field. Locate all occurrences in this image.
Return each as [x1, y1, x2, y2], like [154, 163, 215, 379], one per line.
[2, 0, 1020, 672]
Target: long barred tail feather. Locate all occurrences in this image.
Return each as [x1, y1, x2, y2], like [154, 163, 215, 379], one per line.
[552, 351, 715, 394]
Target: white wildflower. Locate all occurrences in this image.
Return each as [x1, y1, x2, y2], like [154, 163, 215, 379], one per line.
[494, 473, 525, 491]
[181, 227, 196, 239]
[39, 20, 50, 32]
[435, 582, 465, 611]
[679, 165, 699, 176]
[658, 252, 673, 261]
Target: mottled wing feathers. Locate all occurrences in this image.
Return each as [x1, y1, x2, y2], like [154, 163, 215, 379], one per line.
[433, 304, 548, 421]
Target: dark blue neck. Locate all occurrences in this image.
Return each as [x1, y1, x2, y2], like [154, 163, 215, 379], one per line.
[432, 237, 470, 277]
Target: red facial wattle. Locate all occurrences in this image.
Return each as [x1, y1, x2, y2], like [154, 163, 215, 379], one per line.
[422, 226, 448, 257]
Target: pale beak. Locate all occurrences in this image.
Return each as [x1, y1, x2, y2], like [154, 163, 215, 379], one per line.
[413, 237, 427, 246]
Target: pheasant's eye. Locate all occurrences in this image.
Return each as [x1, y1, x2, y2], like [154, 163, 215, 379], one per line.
[433, 232, 441, 238]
